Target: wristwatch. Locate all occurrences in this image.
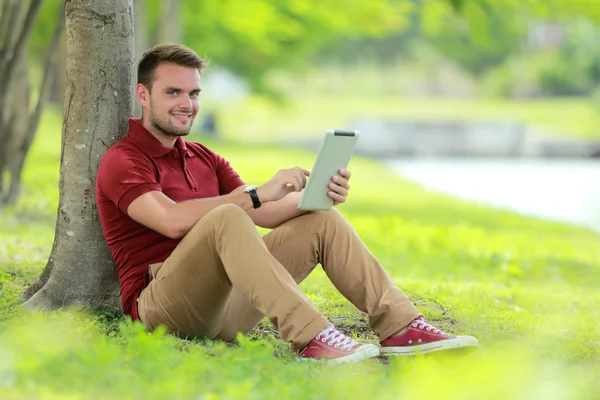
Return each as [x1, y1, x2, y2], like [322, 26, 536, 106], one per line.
[244, 185, 261, 209]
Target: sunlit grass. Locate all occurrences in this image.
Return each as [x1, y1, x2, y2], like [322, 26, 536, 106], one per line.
[0, 109, 599, 398]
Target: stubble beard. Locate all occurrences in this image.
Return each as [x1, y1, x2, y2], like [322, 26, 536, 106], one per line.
[149, 109, 194, 137]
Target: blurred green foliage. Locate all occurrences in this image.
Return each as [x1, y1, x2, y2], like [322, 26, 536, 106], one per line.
[28, 0, 63, 62]
[26, 0, 600, 97]
[418, 1, 525, 76]
[321, 1, 600, 99]
[147, 0, 413, 93]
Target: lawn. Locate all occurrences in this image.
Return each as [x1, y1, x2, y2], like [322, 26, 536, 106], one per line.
[0, 109, 599, 399]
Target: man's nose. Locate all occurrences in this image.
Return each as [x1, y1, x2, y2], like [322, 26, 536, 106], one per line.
[179, 96, 193, 109]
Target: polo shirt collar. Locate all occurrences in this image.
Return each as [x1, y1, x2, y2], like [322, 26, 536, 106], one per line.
[127, 118, 194, 158]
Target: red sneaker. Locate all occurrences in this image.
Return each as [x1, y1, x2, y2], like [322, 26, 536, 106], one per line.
[380, 316, 479, 356]
[299, 325, 380, 365]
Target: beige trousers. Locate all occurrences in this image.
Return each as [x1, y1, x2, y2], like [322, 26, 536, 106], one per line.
[138, 204, 420, 351]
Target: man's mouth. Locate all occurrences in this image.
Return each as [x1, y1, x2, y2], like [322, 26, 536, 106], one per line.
[171, 113, 192, 122]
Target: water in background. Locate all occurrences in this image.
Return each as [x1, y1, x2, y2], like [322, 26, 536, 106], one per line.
[387, 158, 600, 232]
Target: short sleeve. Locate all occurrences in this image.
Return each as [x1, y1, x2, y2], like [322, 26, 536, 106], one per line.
[97, 146, 162, 214]
[214, 154, 245, 195]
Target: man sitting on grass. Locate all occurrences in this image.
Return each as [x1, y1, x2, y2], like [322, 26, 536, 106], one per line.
[96, 44, 479, 364]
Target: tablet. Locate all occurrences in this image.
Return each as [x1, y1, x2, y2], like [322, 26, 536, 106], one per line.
[298, 129, 360, 211]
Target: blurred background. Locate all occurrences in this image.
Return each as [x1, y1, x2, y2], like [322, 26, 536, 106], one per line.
[2, 0, 600, 230]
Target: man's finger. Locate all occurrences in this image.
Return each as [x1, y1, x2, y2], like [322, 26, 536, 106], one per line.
[292, 167, 310, 177]
[339, 168, 351, 179]
[328, 190, 345, 203]
[297, 172, 307, 188]
[329, 182, 347, 197]
[332, 176, 349, 190]
[291, 179, 301, 192]
[286, 184, 296, 194]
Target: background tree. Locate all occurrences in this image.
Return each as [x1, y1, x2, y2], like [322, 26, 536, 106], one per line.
[0, 0, 42, 206]
[22, 0, 135, 310]
[0, 0, 65, 206]
[157, 0, 181, 43]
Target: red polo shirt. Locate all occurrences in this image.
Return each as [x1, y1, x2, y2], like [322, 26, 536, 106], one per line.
[96, 118, 245, 320]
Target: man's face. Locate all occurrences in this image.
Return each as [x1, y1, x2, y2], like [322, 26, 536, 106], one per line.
[138, 62, 201, 137]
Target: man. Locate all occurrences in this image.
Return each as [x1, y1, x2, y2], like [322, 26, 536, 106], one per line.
[96, 44, 478, 365]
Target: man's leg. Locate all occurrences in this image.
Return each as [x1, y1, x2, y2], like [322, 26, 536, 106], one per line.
[216, 209, 421, 342]
[137, 204, 330, 350]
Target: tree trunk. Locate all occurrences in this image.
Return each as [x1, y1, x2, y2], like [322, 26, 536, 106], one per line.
[133, 0, 148, 118]
[0, 0, 22, 202]
[0, 0, 42, 204]
[5, 3, 66, 206]
[157, 0, 181, 43]
[2, 53, 30, 205]
[0, 0, 42, 129]
[22, 0, 135, 310]
[134, 0, 148, 58]
[49, 34, 67, 106]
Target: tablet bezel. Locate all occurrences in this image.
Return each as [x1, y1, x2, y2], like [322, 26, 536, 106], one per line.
[297, 129, 360, 211]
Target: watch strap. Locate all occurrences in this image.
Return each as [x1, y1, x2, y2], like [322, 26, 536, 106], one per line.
[248, 188, 261, 209]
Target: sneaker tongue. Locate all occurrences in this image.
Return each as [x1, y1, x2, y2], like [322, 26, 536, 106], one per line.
[318, 324, 335, 337]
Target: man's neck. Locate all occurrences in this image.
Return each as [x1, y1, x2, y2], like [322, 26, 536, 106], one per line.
[141, 116, 177, 148]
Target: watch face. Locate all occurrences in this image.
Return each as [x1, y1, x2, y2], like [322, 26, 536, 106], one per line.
[245, 185, 257, 192]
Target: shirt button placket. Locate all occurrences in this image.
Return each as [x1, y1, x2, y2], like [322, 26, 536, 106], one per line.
[183, 161, 197, 191]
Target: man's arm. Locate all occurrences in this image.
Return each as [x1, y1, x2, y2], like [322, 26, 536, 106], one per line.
[241, 168, 353, 229]
[127, 190, 256, 239]
[127, 167, 311, 239]
[234, 186, 308, 229]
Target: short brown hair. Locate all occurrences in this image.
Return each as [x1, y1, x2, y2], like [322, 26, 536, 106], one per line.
[137, 44, 206, 92]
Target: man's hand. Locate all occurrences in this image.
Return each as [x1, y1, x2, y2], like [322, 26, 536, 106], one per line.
[328, 168, 351, 206]
[257, 167, 310, 203]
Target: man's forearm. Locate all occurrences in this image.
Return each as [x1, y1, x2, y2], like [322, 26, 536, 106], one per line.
[166, 191, 258, 238]
[248, 191, 309, 229]
[169, 186, 308, 237]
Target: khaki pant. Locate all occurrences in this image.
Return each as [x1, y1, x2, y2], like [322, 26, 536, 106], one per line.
[138, 204, 420, 351]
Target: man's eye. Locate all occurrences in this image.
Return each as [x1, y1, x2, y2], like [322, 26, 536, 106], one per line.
[168, 91, 178, 96]
[190, 92, 200, 98]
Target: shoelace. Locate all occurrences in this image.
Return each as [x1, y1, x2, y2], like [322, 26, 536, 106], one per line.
[315, 327, 358, 351]
[412, 318, 449, 336]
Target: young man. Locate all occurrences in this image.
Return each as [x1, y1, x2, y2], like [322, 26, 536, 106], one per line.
[96, 44, 478, 365]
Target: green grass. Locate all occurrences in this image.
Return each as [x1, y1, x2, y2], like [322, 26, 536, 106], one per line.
[0, 109, 599, 399]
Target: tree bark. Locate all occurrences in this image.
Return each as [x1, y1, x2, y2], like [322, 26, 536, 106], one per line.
[22, 0, 135, 310]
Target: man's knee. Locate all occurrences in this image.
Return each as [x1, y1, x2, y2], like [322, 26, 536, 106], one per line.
[307, 208, 347, 227]
[201, 204, 253, 232]
[206, 203, 248, 221]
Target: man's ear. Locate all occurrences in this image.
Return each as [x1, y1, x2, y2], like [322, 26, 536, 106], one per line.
[136, 83, 149, 108]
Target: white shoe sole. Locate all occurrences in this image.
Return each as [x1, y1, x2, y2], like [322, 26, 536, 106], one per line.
[381, 336, 479, 356]
[301, 344, 381, 366]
